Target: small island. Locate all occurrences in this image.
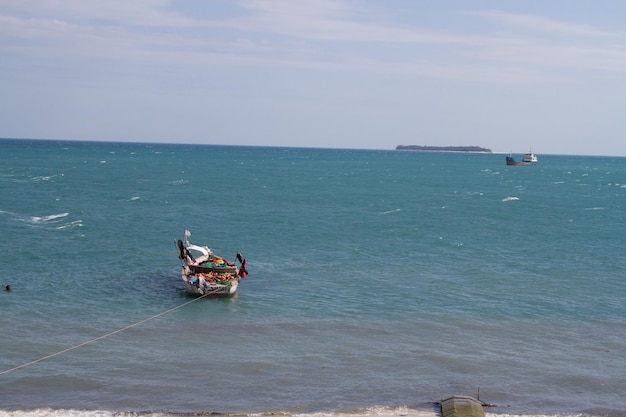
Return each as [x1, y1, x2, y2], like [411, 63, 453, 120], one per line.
[396, 145, 492, 153]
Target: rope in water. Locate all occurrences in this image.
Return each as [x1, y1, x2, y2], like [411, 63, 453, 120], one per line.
[0, 292, 216, 376]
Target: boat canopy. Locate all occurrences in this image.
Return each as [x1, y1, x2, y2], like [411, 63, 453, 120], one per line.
[187, 244, 211, 257]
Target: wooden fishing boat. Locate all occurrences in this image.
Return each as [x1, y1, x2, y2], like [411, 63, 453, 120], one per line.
[176, 230, 247, 297]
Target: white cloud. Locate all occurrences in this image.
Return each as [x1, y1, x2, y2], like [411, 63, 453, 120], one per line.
[0, 0, 192, 27]
[470, 10, 624, 38]
[3, 0, 626, 83]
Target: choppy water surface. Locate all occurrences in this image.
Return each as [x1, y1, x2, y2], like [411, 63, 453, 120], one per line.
[1, 139, 625, 417]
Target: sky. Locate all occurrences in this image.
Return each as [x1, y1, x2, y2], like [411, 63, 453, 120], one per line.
[1, 1, 626, 156]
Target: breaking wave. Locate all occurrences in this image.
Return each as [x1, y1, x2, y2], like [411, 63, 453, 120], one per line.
[56, 220, 84, 230]
[30, 212, 69, 223]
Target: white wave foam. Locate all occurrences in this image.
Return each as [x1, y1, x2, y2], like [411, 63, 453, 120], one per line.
[30, 213, 69, 223]
[30, 174, 64, 181]
[502, 197, 519, 202]
[56, 220, 83, 230]
[130, 196, 140, 201]
[294, 406, 438, 417]
[0, 410, 170, 417]
[381, 208, 401, 214]
[0, 409, 600, 417]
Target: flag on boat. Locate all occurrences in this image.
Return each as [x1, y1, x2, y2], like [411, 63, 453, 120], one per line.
[237, 253, 248, 278]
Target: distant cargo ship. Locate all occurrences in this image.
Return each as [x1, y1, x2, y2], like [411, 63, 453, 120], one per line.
[506, 150, 538, 166]
[396, 145, 492, 153]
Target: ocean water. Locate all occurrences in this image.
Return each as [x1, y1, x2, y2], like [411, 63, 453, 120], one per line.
[1, 138, 625, 417]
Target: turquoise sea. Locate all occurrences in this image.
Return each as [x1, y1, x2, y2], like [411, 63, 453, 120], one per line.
[1, 138, 625, 417]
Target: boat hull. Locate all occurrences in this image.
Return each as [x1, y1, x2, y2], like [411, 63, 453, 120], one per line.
[182, 268, 239, 297]
[183, 278, 239, 297]
[441, 396, 485, 417]
[506, 156, 535, 166]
